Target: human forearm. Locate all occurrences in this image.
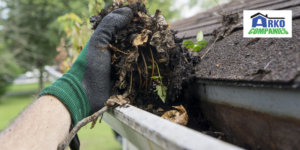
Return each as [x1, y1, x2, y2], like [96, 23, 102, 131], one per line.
[0, 95, 71, 150]
[0, 8, 133, 150]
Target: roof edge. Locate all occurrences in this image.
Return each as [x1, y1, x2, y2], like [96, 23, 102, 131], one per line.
[196, 78, 300, 89]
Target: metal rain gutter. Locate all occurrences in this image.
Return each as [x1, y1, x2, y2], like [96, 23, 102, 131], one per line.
[193, 81, 300, 149]
[194, 82, 300, 119]
[45, 66, 62, 79]
[45, 66, 243, 150]
[104, 105, 243, 150]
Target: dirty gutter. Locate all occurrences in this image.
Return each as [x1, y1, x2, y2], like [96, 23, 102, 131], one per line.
[45, 66, 243, 150]
[194, 82, 300, 118]
[103, 104, 242, 150]
[193, 80, 300, 149]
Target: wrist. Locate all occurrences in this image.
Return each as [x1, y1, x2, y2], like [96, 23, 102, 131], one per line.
[39, 72, 91, 125]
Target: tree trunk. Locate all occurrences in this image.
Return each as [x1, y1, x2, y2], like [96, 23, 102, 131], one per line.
[38, 67, 44, 92]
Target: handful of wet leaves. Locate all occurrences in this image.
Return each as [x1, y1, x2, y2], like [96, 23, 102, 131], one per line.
[90, 1, 199, 126]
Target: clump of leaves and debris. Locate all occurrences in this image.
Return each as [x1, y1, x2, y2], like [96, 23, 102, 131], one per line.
[90, 1, 200, 126]
[213, 12, 241, 41]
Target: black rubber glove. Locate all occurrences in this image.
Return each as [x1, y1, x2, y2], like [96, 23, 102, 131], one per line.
[84, 7, 133, 113]
[40, 7, 133, 150]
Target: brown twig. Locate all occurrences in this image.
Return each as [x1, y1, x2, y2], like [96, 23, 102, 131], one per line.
[129, 70, 133, 94]
[154, 61, 162, 83]
[141, 80, 146, 88]
[137, 65, 142, 90]
[57, 106, 108, 150]
[154, 61, 165, 96]
[201, 35, 219, 60]
[109, 44, 130, 55]
[214, 0, 224, 13]
[149, 46, 155, 91]
[140, 50, 148, 95]
[90, 117, 98, 129]
[158, 58, 167, 63]
[154, 9, 161, 18]
[58, 92, 129, 150]
[153, 9, 162, 31]
[99, 113, 104, 123]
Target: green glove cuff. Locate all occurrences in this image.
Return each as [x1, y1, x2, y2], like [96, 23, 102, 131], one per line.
[39, 42, 91, 125]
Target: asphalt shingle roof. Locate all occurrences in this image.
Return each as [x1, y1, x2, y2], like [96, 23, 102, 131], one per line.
[171, 0, 300, 88]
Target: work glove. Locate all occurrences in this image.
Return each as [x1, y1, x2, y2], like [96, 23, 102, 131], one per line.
[39, 8, 133, 150]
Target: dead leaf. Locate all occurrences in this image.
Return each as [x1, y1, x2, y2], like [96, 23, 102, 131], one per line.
[150, 14, 176, 51]
[128, 0, 147, 4]
[156, 15, 168, 29]
[150, 32, 164, 52]
[111, 53, 117, 64]
[90, 117, 98, 129]
[150, 14, 176, 53]
[141, 29, 152, 38]
[132, 29, 152, 47]
[125, 48, 139, 64]
[105, 95, 130, 107]
[109, 44, 130, 55]
[117, 68, 127, 84]
[192, 51, 199, 57]
[161, 105, 188, 126]
[137, 11, 151, 22]
[113, 0, 125, 5]
[147, 104, 153, 110]
[158, 58, 167, 63]
[114, 48, 139, 90]
[157, 108, 164, 112]
[132, 17, 141, 22]
[132, 33, 148, 47]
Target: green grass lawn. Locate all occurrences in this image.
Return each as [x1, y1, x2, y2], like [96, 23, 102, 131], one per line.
[0, 95, 34, 130]
[0, 83, 121, 150]
[78, 122, 122, 150]
[7, 82, 52, 92]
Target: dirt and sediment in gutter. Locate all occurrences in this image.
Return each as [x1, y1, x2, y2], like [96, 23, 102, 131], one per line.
[195, 19, 300, 88]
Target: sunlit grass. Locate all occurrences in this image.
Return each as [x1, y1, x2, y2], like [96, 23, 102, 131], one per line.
[7, 82, 52, 92]
[0, 83, 121, 150]
[0, 95, 34, 130]
[78, 122, 122, 150]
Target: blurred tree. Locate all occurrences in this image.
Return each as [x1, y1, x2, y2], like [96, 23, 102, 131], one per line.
[0, 2, 21, 98]
[146, 0, 180, 22]
[1, 0, 90, 91]
[1, 0, 180, 93]
[0, 43, 21, 98]
[55, 0, 104, 73]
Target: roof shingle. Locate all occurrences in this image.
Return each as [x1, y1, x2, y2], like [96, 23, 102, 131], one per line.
[171, 0, 300, 88]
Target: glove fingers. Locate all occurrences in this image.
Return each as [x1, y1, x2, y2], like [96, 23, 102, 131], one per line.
[83, 8, 133, 113]
[91, 7, 133, 46]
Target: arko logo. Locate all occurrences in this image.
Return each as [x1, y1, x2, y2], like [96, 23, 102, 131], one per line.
[243, 10, 292, 38]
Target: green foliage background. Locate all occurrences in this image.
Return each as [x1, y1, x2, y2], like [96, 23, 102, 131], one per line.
[0, 0, 182, 97]
[0, 46, 21, 97]
[0, 0, 91, 95]
[146, 0, 180, 22]
[0, 0, 229, 97]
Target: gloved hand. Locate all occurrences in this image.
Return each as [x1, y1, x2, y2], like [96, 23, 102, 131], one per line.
[39, 8, 133, 150]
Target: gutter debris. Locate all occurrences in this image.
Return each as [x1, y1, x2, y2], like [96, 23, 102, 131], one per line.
[90, 1, 200, 127]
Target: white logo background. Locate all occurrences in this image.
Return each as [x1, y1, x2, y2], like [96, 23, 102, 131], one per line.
[243, 10, 292, 38]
